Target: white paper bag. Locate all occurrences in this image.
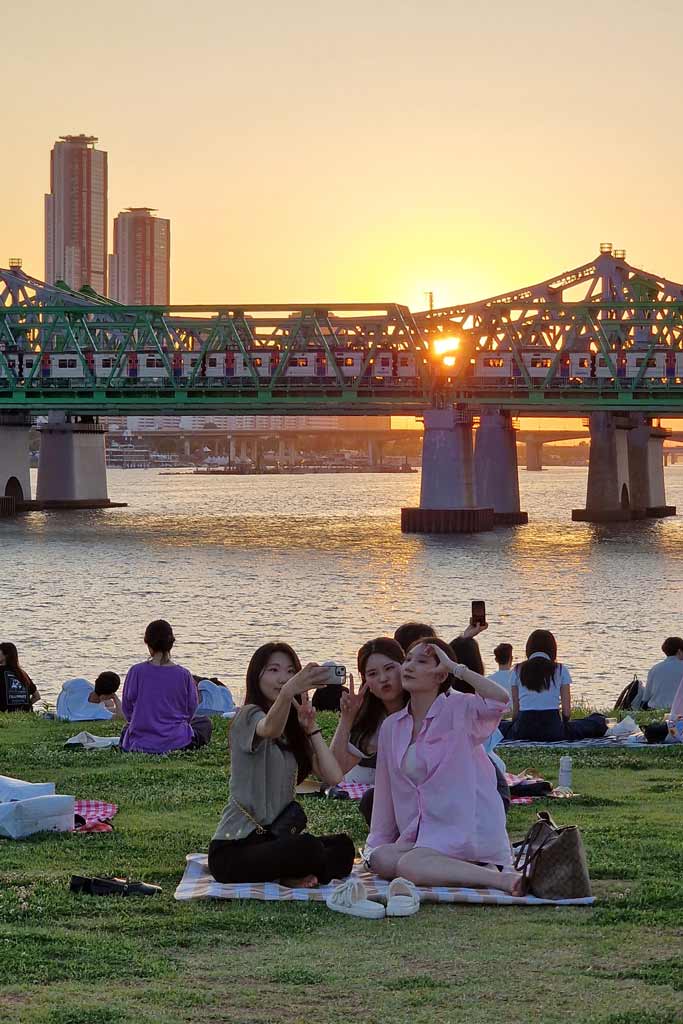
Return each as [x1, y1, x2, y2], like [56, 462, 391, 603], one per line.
[0, 795, 75, 839]
[0, 775, 56, 802]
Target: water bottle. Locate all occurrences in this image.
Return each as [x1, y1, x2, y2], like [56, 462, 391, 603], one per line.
[558, 755, 573, 790]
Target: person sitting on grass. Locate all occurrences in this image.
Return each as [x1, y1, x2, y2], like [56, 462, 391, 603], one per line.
[499, 629, 607, 743]
[640, 637, 683, 710]
[120, 619, 212, 754]
[56, 672, 123, 721]
[329, 637, 408, 825]
[208, 642, 355, 887]
[366, 638, 523, 894]
[489, 643, 515, 696]
[0, 642, 40, 712]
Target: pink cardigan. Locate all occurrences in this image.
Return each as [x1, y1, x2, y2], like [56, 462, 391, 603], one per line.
[367, 691, 512, 866]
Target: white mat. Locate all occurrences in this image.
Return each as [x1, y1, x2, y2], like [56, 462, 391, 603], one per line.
[175, 855, 594, 906]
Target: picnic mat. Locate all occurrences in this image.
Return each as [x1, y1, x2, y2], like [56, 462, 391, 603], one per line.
[174, 855, 594, 906]
[499, 737, 671, 749]
[73, 799, 118, 832]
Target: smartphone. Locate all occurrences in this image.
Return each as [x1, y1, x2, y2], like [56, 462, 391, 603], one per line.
[471, 600, 486, 626]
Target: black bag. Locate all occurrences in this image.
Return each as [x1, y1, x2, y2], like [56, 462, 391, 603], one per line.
[614, 674, 641, 711]
[269, 800, 308, 838]
[0, 669, 32, 713]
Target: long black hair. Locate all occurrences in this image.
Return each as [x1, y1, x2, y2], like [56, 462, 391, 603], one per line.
[450, 636, 484, 675]
[518, 630, 559, 692]
[244, 642, 312, 784]
[0, 642, 33, 689]
[351, 637, 408, 755]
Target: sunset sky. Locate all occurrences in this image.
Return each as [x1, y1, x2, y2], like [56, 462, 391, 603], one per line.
[2, 0, 683, 314]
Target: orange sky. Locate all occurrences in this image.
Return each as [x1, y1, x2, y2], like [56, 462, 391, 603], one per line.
[2, 1, 683, 313]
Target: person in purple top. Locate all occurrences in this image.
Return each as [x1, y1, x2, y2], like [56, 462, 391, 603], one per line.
[121, 619, 212, 754]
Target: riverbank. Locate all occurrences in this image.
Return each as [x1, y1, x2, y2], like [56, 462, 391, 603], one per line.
[2, 712, 683, 1023]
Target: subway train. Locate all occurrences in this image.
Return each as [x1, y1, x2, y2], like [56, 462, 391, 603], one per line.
[0, 348, 424, 384]
[473, 348, 683, 383]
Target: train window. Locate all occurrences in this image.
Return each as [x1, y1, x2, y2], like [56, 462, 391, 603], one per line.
[399, 357, 411, 366]
[295, 357, 309, 367]
[189, 358, 198, 366]
[635, 358, 657, 368]
[208, 357, 218, 367]
[25, 359, 34, 368]
[530, 357, 552, 368]
[101, 358, 112, 368]
[58, 358, 68, 368]
[146, 357, 164, 368]
[253, 358, 263, 367]
[578, 358, 590, 368]
[381, 358, 391, 365]
[483, 357, 505, 368]
[67, 359, 77, 369]
[344, 357, 355, 366]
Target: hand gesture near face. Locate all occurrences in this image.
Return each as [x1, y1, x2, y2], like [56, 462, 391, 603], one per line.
[339, 674, 366, 723]
[423, 642, 456, 674]
[296, 691, 318, 736]
[285, 663, 332, 698]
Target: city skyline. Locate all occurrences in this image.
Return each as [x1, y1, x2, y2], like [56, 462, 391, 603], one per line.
[3, 1, 683, 310]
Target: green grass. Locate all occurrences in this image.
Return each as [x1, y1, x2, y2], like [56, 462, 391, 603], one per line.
[1, 712, 683, 1023]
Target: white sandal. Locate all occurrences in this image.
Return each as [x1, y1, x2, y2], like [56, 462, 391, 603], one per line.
[325, 877, 385, 919]
[386, 877, 421, 917]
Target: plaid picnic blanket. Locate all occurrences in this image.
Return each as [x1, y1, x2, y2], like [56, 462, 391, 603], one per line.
[174, 856, 594, 906]
[499, 737, 668, 749]
[336, 782, 372, 800]
[73, 800, 118, 832]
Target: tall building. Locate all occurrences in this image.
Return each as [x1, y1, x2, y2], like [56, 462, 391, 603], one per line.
[44, 134, 108, 294]
[108, 208, 170, 304]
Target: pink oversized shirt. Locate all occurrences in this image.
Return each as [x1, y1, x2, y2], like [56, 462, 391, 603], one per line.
[367, 691, 512, 866]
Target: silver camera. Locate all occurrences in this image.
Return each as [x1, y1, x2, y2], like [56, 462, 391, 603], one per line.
[321, 661, 347, 686]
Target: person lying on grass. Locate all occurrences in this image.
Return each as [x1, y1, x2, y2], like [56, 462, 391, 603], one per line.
[366, 638, 524, 896]
[208, 642, 355, 889]
[329, 636, 408, 825]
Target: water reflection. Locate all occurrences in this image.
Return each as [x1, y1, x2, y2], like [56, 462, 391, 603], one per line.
[2, 466, 682, 705]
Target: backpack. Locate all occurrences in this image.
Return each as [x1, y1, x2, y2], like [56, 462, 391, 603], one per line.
[614, 674, 641, 711]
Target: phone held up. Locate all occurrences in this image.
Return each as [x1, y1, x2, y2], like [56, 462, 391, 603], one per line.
[471, 600, 486, 627]
[321, 661, 347, 686]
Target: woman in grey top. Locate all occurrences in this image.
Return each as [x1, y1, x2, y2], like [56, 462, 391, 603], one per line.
[208, 642, 355, 887]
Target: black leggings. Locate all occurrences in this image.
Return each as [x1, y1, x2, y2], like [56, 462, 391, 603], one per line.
[208, 831, 355, 885]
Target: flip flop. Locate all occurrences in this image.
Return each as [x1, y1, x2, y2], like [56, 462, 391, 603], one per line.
[325, 877, 385, 919]
[386, 877, 421, 917]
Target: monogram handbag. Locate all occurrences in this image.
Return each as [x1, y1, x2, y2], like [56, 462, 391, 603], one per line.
[514, 811, 592, 900]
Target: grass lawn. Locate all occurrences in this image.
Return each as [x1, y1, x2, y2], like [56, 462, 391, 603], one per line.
[1, 712, 683, 1024]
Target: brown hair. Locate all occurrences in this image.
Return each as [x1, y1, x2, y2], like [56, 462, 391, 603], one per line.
[351, 637, 408, 754]
[407, 637, 469, 694]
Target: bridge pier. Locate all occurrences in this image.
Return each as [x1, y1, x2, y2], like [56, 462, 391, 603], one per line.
[401, 409, 493, 533]
[0, 413, 32, 513]
[474, 411, 527, 525]
[36, 413, 116, 508]
[525, 438, 544, 472]
[572, 413, 675, 522]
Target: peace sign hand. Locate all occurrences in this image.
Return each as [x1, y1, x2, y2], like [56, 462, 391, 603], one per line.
[339, 674, 366, 723]
[296, 691, 318, 736]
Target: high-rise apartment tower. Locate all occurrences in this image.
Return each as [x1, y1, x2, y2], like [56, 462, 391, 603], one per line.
[109, 208, 170, 305]
[44, 135, 108, 294]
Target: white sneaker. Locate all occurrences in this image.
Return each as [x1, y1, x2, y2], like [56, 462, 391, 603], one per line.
[386, 877, 421, 917]
[325, 877, 385, 919]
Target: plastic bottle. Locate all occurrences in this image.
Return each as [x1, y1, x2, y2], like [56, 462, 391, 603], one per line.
[558, 755, 573, 790]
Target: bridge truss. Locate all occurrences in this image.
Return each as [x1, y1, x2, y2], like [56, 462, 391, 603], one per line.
[0, 266, 431, 415]
[413, 244, 683, 413]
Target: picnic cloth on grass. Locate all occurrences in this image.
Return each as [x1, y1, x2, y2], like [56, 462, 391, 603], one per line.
[65, 732, 120, 749]
[174, 855, 594, 906]
[336, 781, 372, 800]
[499, 736, 670, 749]
[73, 800, 118, 832]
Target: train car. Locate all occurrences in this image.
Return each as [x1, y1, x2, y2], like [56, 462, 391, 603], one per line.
[336, 351, 363, 378]
[474, 352, 514, 379]
[626, 350, 666, 380]
[675, 351, 683, 378]
[52, 355, 84, 379]
[521, 352, 555, 380]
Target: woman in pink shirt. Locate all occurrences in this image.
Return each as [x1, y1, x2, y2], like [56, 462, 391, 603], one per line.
[367, 638, 523, 895]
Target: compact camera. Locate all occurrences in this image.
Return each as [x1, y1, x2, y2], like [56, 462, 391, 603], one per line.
[321, 661, 347, 686]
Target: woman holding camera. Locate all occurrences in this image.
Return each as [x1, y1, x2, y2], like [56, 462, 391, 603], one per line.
[329, 637, 407, 824]
[208, 643, 355, 887]
[367, 638, 523, 895]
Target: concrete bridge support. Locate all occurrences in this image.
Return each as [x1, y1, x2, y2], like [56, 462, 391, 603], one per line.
[0, 413, 32, 510]
[526, 439, 544, 472]
[36, 413, 112, 508]
[572, 413, 675, 522]
[401, 409, 493, 533]
[474, 411, 528, 525]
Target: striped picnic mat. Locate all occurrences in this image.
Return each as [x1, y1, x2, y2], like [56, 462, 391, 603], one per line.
[174, 855, 594, 906]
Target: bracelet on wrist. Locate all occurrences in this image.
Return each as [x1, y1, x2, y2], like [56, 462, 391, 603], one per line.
[307, 728, 322, 738]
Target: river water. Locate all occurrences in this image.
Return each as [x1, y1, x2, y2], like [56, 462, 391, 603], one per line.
[3, 466, 683, 707]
